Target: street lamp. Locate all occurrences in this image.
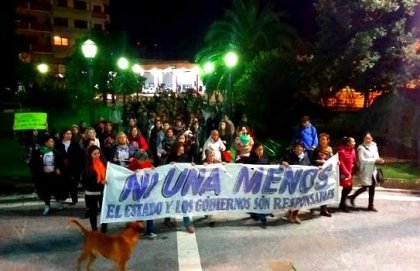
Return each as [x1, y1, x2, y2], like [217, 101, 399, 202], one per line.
[132, 63, 144, 100]
[117, 57, 129, 127]
[81, 39, 97, 125]
[224, 51, 238, 117]
[37, 63, 49, 74]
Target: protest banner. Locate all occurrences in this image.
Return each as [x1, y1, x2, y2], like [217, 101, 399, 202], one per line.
[101, 154, 340, 223]
[13, 112, 47, 130]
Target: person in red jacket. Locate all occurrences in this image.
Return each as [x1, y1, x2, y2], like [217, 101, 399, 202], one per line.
[337, 136, 357, 212]
[127, 126, 149, 155]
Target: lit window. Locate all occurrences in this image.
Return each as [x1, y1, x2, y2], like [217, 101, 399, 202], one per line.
[53, 36, 69, 46]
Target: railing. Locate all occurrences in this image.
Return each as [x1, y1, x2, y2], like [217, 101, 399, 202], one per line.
[92, 11, 107, 19]
[30, 22, 52, 31]
[30, 44, 53, 53]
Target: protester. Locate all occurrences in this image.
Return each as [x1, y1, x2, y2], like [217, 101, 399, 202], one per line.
[202, 130, 226, 162]
[81, 145, 107, 232]
[55, 128, 83, 205]
[164, 142, 195, 233]
[292, 115, 318, 159]
[311, 132, 333, 217]
[29, 134, 64, 215]
[337, 136, 357, 212]
[281, 140, 311, 224]
[246, 142, 271, 228]
[348, 133, 385, 212]
[128, 151, 157, 238]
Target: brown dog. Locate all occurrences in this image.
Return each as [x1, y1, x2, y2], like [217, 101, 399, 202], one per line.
[70, 219, 144, 271]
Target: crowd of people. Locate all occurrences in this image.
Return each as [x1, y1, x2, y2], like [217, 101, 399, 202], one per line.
[22, 95, 385, 236]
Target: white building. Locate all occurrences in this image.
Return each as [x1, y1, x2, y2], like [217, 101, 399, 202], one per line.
[139, 60, 204, 93]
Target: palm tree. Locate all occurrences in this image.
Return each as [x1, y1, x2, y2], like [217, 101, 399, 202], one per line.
[195, 0, 299, 105]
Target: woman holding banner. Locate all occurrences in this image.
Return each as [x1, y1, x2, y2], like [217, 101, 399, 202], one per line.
[311, 133, 333, 217]
[164, 141, 195, 233]
[81, 145, 107, 232]
[281, 140, 311, 224]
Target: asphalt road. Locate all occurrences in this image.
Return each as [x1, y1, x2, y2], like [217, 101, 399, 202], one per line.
[0, 188, 419, 271]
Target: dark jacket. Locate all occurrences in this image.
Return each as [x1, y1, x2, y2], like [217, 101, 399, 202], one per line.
[81, 169, 104, 193]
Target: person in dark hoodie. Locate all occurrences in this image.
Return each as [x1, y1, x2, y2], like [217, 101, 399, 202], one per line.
[281, 140, 311, 224]
[30, 134, 63, 215]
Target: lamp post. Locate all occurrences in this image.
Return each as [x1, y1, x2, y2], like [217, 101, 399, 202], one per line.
[36, 63, 49, 89]
[224, 51, 238, 117]
[202, 61, 215, 103]
[132, 63, 144, 101]
[81, 39, 97, 126]
[117, 57, 129, 127]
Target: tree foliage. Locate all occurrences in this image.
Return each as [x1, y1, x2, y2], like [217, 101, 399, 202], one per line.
[65, 31, 143, 106]
[313, 0, 420, 99]
[195, 0, 299, 97]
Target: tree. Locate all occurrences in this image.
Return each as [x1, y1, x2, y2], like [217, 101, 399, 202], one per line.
[313, 0, 420, 106]
[195, 0, 298, 100]
[65, 32, 143, 107]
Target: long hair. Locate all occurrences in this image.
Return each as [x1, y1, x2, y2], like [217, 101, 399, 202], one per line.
[85, 145, 107, 174]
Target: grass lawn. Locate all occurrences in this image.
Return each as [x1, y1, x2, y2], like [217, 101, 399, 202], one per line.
[382, 163, 420, 180]
[0, 134, 33, 195]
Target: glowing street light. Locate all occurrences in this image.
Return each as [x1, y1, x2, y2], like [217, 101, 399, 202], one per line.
[224, 51, 238, 117]
[203, 62, 215, 74]
[37, 63, 49, 74]
[81, 39, 97, 125]
[132, 63, 144, 75]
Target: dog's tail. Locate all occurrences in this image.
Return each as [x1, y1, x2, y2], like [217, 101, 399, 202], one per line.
[70, 219, 89, 235]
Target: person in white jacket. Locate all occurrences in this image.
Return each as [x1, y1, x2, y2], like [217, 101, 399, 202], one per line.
[202, 130, 226, 161]
[348, 133, 384, 211]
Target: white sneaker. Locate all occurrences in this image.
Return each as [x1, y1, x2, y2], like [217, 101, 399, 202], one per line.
[43, 205, 50, 215]
[56, 202, 64, 210]
[145, 232, 157, 239]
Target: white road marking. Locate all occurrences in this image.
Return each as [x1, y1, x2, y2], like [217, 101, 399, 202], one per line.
[176, 217, 203, 271]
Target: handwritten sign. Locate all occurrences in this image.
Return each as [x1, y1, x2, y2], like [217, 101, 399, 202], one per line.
[13, 112, 47, 130]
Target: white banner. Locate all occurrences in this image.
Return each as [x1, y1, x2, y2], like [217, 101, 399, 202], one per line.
[100, 154, 340, 223]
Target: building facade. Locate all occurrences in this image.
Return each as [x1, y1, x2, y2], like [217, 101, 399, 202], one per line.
[15, 0, 110, 75]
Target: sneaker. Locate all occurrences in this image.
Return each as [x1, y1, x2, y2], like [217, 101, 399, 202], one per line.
[294, 216, 301, 224]
[56, 202, 64, 210]
[186, 225, 195, 234]
[145, 232, 158, 239]
[367, 207, 378, 212]
[42, 205, 50, 215]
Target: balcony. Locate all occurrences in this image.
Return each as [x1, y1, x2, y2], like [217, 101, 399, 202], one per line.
[30, 22, 52, 32]
[16, 21, 30, 30]
[16, 1, 51, 12]
[30, 1, 51, 12]
[92, 11, 107, 19]
[30, 44, 53, 53]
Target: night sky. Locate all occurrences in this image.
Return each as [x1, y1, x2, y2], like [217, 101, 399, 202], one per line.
[108, 0, 315, 61]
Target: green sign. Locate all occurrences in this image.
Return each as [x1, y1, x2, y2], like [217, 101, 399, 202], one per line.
[13, 112, 48, 130]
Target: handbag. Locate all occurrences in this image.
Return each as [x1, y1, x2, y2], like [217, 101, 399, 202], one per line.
[376, 168, 385, 184]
